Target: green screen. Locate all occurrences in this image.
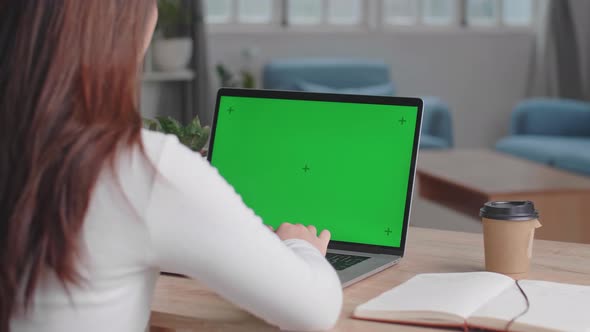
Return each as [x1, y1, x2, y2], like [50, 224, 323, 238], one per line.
[210, 96, 418, 247]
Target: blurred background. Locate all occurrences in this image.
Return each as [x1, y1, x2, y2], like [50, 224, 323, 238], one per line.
[142, 0, 549, 148]
[141, 0, 590, 236]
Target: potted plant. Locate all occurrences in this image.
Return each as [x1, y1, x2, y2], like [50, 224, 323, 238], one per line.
[215, 47, 259, 88]
[144, 115, 210, 156]
[216, 64, 256, 89]
[153, 0, 193, 71]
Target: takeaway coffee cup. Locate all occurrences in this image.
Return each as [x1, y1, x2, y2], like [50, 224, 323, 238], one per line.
[480, 201, 542, 279]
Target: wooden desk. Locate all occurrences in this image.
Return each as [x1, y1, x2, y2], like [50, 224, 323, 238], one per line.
[417, 149, 590, 244]
[149, 227, 590, 331]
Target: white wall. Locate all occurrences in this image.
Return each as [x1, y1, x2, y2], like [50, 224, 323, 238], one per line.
[207, 29, 535, 148]
[141, 83, 185, 120]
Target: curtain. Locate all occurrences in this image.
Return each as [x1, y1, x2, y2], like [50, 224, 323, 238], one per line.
[188, 0, 214, 125]
[527, 0, 586, 100]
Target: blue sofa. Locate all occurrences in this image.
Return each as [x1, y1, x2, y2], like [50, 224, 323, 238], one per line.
[496, 98, 590, 176]
[263, 58, 453, 149]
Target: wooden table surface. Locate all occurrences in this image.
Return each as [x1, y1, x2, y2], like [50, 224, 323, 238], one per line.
[416, 149, 590, 244]
[150, 227, 590, 331]
[417, 150, 590, 194]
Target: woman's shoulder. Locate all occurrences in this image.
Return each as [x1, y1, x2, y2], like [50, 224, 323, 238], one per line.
[140, 129, 184, 161]
[141, 129, 176, 153]
[140, 129, 209, 173]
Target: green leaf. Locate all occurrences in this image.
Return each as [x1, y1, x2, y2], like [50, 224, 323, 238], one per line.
[194, 126, 211, 151]
[156, 116, 182, 136]
[184, 124, 197, 136]
[241, 71, 256, 89]
[144, 115, 208, 153]
[157, 0, 191, 38]
[142, 118, 161, 131]
[190, 115, 202, 128]
[179, 135, 192, 147]
[216, 63, 240, 87]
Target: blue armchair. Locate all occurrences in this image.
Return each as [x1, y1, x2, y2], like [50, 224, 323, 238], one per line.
[420, 97, 453, 149]
[496, 98, 590, 176]
[263, 58, 453, 149]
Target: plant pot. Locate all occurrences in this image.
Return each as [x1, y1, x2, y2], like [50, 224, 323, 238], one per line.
[152, 37, 193, 71]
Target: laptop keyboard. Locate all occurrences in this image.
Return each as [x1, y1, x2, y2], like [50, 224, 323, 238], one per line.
[326, 253, 370, 271]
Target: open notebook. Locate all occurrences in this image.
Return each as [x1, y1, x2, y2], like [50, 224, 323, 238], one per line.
[353, 272, 590, 332]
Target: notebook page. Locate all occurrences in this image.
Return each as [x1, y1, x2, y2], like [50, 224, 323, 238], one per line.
[355, 272, 514, 322]
[469, 280, 590, 332]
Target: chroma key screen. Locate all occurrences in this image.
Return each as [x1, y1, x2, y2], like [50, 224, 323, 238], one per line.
[209, 94, 419, 247]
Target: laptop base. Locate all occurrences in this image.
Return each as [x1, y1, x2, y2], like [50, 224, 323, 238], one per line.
[328, 249, 401, 288]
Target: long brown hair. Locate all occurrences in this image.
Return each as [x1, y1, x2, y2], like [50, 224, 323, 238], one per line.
[0, 1, 155, 330]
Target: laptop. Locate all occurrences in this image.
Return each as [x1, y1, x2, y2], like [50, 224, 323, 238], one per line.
[207, 88, 423, 287]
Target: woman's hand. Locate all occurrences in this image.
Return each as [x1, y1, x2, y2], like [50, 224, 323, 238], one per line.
[273, 223, 331, 256]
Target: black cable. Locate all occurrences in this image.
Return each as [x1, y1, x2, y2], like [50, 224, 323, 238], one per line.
[505, 280, 531, 331]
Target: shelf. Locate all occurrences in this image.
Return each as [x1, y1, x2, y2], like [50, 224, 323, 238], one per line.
[142, 70, 195, 82]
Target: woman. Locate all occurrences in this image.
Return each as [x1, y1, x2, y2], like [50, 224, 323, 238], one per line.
[0, 1, 342, 331]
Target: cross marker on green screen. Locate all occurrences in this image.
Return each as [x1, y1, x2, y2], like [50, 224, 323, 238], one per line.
[302, 164, 311, 173]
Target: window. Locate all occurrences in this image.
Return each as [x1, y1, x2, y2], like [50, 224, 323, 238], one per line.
[205, 0, 232, 24]
[382, 0, 458, 27]
[421, 0, 456, 26]
[204, 0, 274, 24]
[381, 0, 536, 28]
[464, 0, 534, 27]
[238, 0, 273, 24]
[383, 0, 417, 25]
[204, 0, 364, 27]
[466, 0, 498, 26]
[288, 0, 323, 25]
[502, 0, 533, 26]
[205, 0, 536, 29]
[287, 0, 364, 26]
[326, 0, 363, 25]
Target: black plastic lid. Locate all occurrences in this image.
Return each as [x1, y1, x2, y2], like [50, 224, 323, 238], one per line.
[480, 201, 539, 221]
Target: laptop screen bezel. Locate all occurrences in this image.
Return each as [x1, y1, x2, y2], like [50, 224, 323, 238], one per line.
[208, 88, 423, 258]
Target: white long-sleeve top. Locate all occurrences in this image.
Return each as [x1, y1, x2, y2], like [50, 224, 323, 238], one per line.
[11, 130, 343, 332]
